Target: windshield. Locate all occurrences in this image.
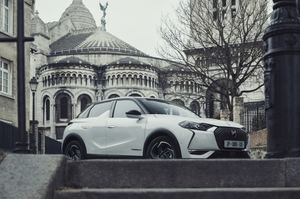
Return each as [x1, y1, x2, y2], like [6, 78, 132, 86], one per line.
[140, 99, 200, 118]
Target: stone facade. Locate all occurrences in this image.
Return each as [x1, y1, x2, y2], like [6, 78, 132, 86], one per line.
[0, 0, 34, 128]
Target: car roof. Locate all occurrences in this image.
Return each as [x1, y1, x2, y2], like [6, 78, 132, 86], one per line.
[91, 97, 167, 105]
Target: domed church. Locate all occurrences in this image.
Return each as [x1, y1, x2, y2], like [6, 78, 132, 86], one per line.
[30, 0, 205, 139]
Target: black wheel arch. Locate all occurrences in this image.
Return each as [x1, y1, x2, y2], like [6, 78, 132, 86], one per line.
[143, 129, 182, 157]
[62, 133, 87, 155]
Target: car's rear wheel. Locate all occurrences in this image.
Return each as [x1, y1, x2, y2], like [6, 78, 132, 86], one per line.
[64, 140, 86, 160]
[145, 136, 181, 159]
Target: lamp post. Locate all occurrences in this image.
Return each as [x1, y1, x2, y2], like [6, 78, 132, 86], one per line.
[29, 77, 38, 154]
[263, 0, 300, 158]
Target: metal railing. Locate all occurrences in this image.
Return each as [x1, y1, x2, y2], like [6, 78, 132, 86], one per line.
[241, 101, 266, 132]
[0, 121, 61, 154]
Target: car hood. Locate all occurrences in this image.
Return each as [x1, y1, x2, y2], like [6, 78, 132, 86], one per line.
[150, 114, 243, 128]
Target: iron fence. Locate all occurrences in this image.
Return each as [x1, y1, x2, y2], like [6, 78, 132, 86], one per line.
[241, 101, 266, 132]
[0, 121, 61, 154]
[0, 121, 18, 151]
[28, 132, 61, 154]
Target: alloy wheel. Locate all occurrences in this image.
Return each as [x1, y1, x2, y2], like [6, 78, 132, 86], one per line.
[65, 142, 83, 160]
[149, 140, 176, 159]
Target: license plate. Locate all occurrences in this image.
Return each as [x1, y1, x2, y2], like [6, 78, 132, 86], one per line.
[224, 140, 245, 149]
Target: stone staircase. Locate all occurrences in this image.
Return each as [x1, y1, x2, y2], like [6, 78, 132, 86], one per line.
[54, 159, 300, 199]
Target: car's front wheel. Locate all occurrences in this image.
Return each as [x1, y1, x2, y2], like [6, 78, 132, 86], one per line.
[145, 136, 181, 159]
[64, 140, 86, 160]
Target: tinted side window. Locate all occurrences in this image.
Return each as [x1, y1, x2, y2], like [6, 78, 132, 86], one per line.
[113, 100, 141, 118]
[89, 101, 113, 117]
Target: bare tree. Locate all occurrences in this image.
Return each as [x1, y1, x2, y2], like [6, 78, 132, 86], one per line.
[159, 0, 269, 120]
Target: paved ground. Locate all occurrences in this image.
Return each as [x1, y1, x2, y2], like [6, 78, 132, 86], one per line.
[0, 154, 65, 199]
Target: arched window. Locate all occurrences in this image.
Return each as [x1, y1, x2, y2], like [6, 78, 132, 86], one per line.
[139, 76, 143, 86]
[78, 94, 92, 112]
[108, 94, 120, 99]
[45, 99, 50, 120]
[81, 97, 89, 111]
[55, 93, 72, 122]
[129, 93, 142, 97]
[43, 96, 50, 123]
[60, 97, 68, 118]
[111, 76, 115, 86]
[79, 75, 83, 85]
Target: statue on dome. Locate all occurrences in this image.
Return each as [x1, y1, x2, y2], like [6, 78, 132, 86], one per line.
[99, 1, 108, 31]
[100, 2, 108, 18]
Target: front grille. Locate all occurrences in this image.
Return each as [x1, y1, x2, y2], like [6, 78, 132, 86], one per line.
[214, 127, 248, 150]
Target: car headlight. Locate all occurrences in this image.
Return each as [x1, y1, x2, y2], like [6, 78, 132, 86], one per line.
[179, 121, 215, 131]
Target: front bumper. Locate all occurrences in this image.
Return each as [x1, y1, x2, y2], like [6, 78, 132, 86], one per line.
[184, 150, 250, 159]
[184, 127, 249, 159]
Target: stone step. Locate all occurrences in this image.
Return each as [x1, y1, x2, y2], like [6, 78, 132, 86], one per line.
[55, 188, 300, 199]
[65, 159, 300, 188]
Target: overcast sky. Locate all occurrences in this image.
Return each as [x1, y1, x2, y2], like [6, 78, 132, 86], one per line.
[35, 0, 182, 57]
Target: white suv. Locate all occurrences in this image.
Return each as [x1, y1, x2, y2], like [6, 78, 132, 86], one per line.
[62, 97, 249, 160]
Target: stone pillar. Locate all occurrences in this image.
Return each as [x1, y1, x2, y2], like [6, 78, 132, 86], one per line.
[233, 97, 244, 124]
[51, 104, 56, 139]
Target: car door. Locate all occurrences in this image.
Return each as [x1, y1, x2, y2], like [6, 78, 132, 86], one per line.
[105, 99, 147, 156]
[84, 100, 113, 155]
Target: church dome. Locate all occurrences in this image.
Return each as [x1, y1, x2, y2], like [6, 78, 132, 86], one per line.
[59, 0, 96, 30]
[50, 28, 147, 56]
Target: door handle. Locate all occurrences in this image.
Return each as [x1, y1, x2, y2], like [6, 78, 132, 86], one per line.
[107, 125, 116, 128]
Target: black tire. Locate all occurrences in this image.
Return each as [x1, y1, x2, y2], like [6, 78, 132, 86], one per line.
[64, 140, 86, 160]
[145, 136, 181, 159]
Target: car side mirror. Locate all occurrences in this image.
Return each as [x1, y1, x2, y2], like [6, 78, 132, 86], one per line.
[126, 110, 142, 119]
